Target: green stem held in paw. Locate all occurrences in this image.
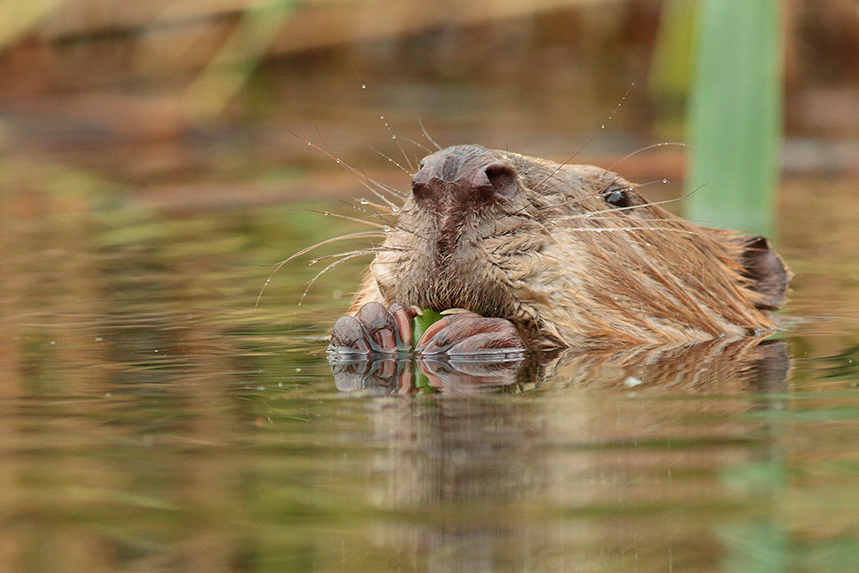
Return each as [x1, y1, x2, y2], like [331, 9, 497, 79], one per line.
[412, 309, 444, 347]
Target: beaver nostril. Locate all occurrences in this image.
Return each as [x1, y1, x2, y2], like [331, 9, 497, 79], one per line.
[411, 179, 428, 200]
[411, 167, 436, 203]
[482, 162, 518, 199]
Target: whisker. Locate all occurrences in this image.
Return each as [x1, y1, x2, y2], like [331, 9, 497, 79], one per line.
[400, 137, 433, 156]
[533, 82, 636, 194]
[552, 223, 697, 235]
[295, 251, 376, 310]
[374, 112, 416, 173]
[286, 230, 386, 264]
[418, 117, 442, 151]
[394, 136, 416, 173]
[255, 230, 385, 307]
[370, 179, 407, 203]
[346, 200, 401, 231]
[542, 173, 683, 216]
[293, 132, 406, 204]
[371, 146, 414, 177]
[353, 168, 406, 207]
[281, 249, 381, 335]
[346, 197, 395, 217]
[606, 142, 690, 172]
[309, 247, 380, 265]
[304, 209, 389, 229]
[341, 197, 399, 223]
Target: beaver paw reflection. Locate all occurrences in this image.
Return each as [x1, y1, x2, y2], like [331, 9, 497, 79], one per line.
[329, 354, 527, 394]
[328, 302, 525, 357]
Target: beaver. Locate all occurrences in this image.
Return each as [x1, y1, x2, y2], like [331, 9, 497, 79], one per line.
[328, 144, 791, 355]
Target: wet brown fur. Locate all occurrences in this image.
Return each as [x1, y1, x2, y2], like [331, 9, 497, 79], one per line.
[348, 145, 791, 350]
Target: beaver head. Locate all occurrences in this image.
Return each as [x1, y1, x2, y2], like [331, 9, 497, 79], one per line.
[350, 145, 791, 349]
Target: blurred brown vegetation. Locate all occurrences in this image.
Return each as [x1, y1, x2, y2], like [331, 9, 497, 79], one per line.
[0, 0, 858, 189]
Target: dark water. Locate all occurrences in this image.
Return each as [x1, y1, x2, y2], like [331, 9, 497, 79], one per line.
[2, 166, 859, 573]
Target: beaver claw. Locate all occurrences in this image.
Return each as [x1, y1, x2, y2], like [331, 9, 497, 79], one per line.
[328, 303, 525, 357]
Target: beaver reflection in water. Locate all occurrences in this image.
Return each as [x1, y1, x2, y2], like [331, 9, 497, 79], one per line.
[328, 145, 791, 355]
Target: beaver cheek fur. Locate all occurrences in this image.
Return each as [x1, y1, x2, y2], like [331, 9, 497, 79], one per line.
[348, 145, 792, 350]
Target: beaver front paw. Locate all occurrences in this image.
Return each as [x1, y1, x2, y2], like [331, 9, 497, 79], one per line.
[328, 302, 414, 355]
[328, 303, 525, 357]
[415, 311, 525, 357]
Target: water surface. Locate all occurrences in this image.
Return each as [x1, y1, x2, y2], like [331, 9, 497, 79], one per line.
[2, 169, 859, 573]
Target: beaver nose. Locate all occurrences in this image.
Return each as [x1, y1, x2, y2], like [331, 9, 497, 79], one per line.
[412, 156, 518, 206]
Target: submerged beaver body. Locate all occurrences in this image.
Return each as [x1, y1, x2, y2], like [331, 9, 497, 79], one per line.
[336, 145, 791, 352]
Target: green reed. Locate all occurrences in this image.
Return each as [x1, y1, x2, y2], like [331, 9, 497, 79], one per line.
[685, 0, 784, 237]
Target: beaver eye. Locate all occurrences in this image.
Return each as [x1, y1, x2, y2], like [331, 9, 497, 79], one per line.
[603, 187, 631, 208]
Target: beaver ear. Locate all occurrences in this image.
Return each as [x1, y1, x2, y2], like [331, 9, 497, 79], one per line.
[739, 236, 792, 310]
